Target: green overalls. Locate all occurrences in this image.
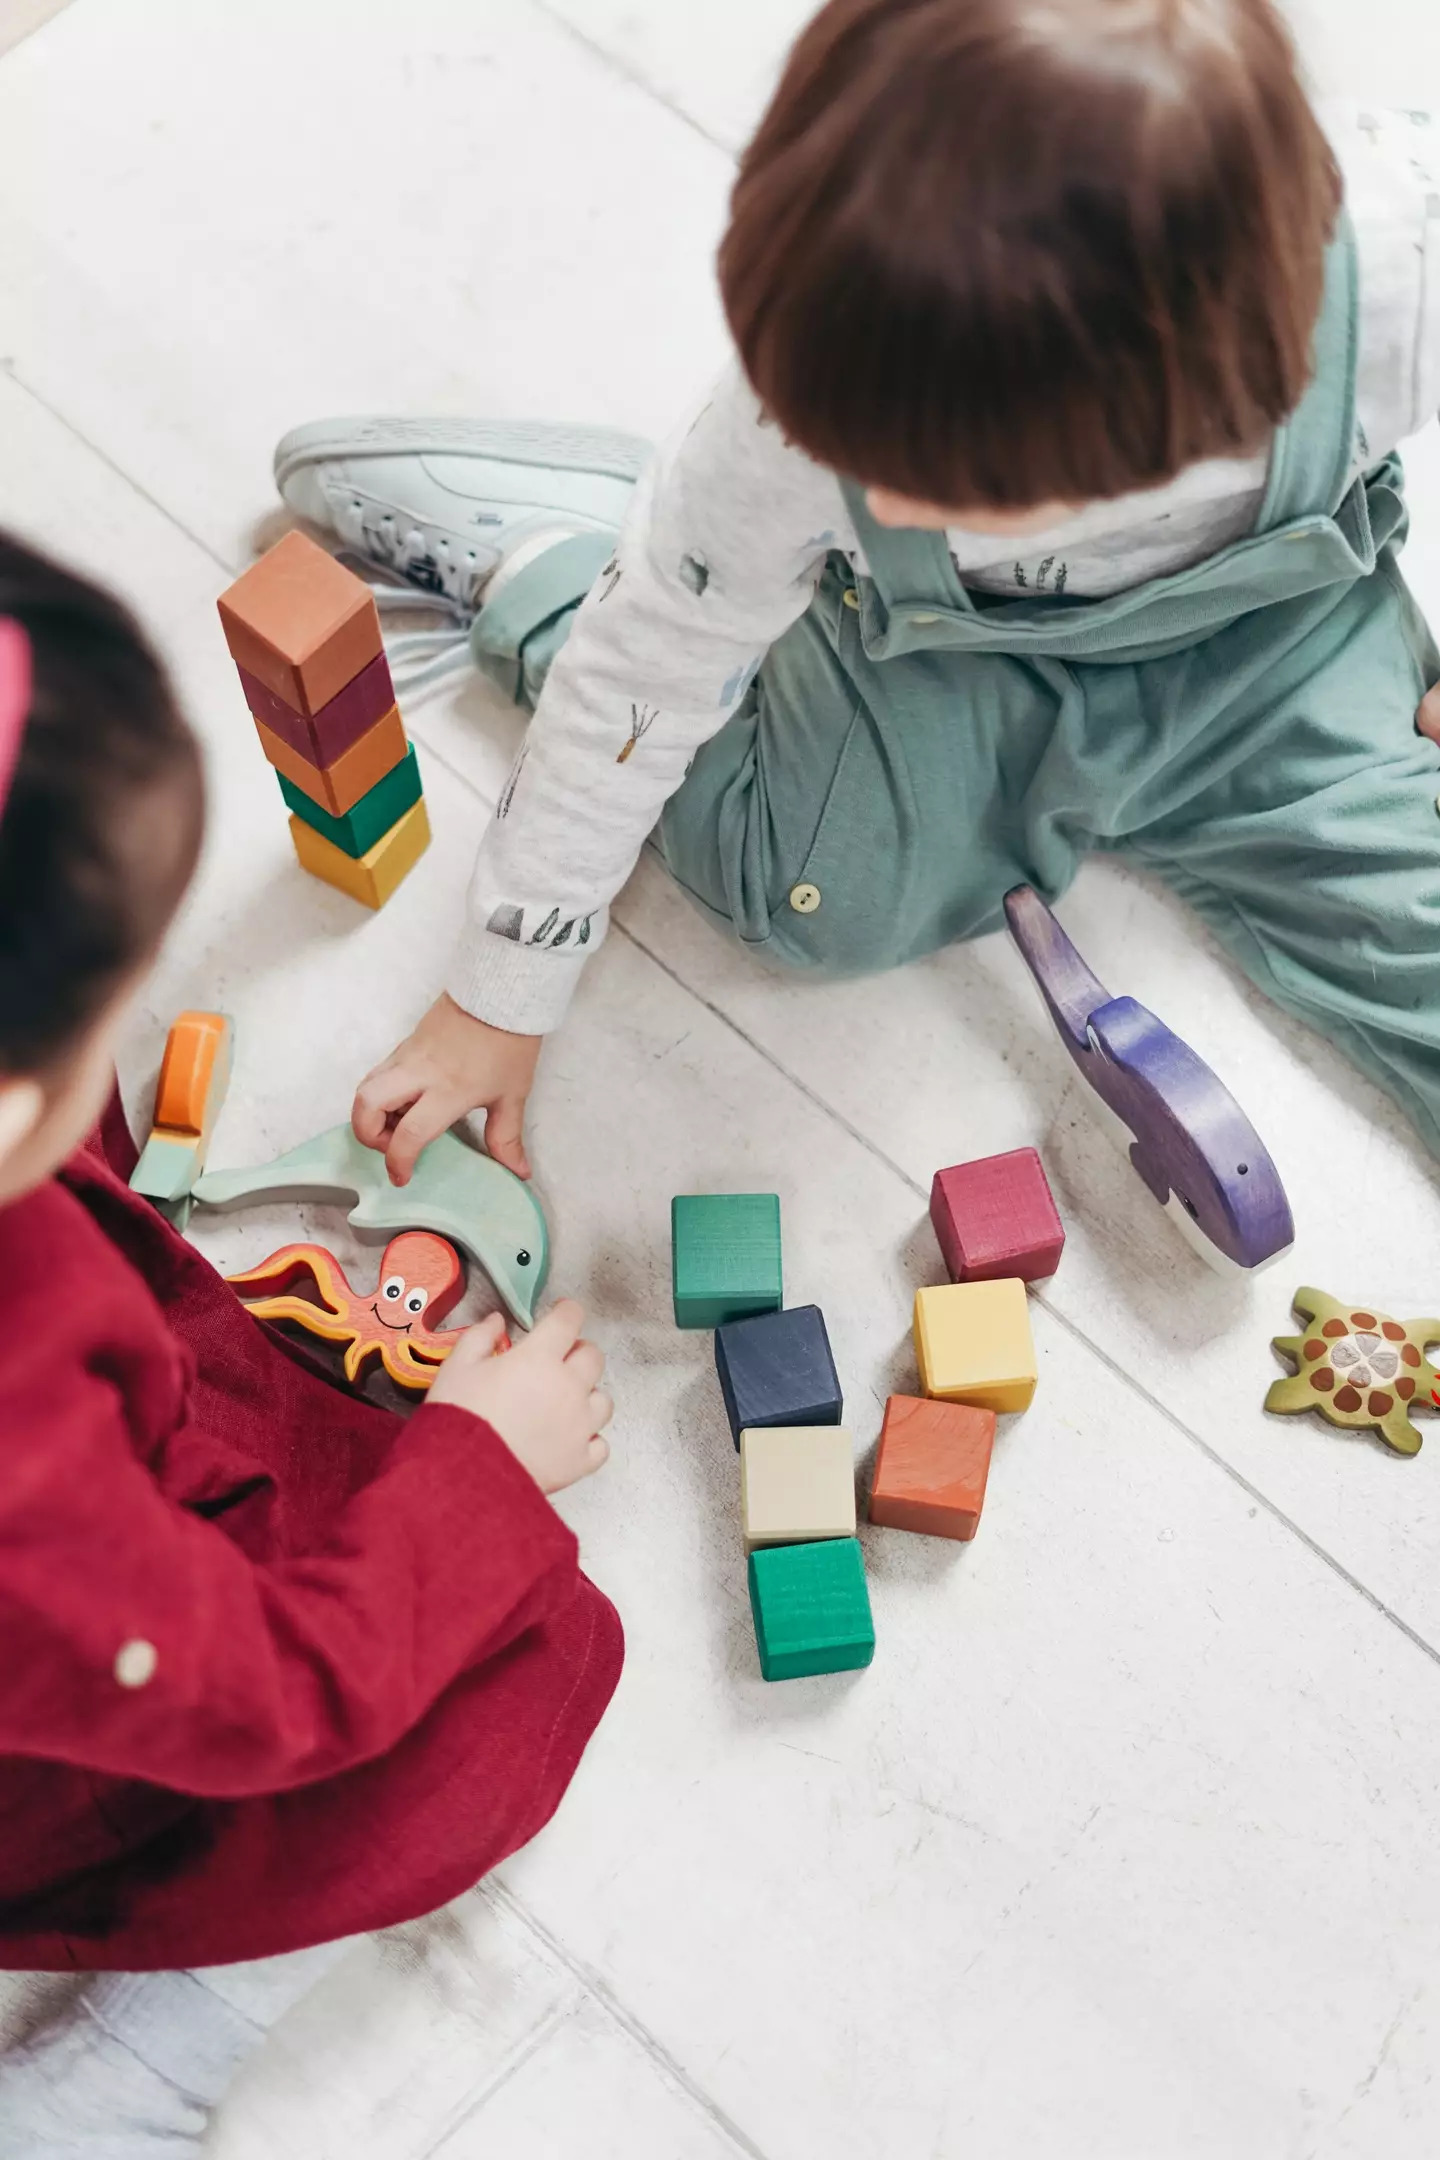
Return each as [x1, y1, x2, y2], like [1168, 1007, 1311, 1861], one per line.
[493, 220, 1440, 1155]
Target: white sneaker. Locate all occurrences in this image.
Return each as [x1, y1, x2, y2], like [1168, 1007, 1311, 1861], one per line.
[272, 417, 650, 611]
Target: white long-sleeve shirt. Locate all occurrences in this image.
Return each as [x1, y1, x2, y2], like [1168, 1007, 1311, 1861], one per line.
[448, 105, 1440, 1036]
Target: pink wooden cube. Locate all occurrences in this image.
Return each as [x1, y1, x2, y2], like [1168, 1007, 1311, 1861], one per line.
[929, 1147, 1064, 1283]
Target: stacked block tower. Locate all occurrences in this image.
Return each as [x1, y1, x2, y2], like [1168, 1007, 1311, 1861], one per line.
[218, 531, 429, 909]
[673, 1147, 1065, 1679]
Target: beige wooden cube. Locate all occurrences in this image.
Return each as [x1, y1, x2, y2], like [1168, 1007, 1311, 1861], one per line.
[739, 1426, 857, 1554]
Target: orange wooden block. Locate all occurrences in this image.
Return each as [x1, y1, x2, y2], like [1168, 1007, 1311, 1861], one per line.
[255, 706, 408, 817]
[218, 531, 382, 716]
[154, 1010, 232, 1149]
[868, 1394, 995, 1541]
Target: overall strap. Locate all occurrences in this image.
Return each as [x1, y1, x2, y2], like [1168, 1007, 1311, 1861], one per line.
[839, 479, 959, 612]
[1255, 211, 1360, 530]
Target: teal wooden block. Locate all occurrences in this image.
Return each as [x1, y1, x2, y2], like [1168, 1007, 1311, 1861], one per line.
[278, 743, 423, 859]
[671, 1192, 782, 1329]
[747, 1538, 875, 1681]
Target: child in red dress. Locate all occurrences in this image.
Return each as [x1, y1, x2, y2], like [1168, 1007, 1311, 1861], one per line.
[0, 532, 622, 2151]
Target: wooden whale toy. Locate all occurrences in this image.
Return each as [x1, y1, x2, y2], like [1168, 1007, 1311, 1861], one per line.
[1004, 886, 1294, 1273]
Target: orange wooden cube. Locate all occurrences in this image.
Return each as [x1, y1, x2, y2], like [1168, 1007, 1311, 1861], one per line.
[218, 530, 382, 716]
[153, 1010, 232, 1143]
[868, 1394, 995, 1541]
[254, 706, 408, 818]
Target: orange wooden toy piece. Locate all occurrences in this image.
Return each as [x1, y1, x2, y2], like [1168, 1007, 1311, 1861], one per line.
[229, 1231, 508, 1392]
[154, 1010, 233, 1145]
[868, 1394, 996, 1541]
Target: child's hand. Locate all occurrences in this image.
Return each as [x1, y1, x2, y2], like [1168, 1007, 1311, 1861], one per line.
[1418, 685, 1440, 744]
[427, 1301, 612, 1495]
[353, 993, 541, 1186]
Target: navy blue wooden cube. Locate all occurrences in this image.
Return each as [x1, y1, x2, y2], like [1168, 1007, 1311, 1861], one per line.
[714, 1304, 843, 1450]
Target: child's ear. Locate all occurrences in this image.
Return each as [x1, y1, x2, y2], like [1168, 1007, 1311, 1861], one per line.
[0, 1075, 45, 1172]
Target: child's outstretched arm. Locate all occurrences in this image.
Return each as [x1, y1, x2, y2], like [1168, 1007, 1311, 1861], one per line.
[0, 1303, 612, 1798]
[353, 365, 849, 1184]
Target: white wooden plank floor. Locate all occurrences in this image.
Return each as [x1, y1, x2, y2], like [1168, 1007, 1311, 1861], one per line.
[2, 5, 1440, 2156]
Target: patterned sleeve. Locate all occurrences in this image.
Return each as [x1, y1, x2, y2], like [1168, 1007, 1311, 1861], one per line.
[446, 364, 849, 1035]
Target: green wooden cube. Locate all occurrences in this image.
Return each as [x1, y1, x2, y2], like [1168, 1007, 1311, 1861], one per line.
[671, 1192, 782, 1329]
[747, 1537, 875, 1681]
[278, 743, 423, 859]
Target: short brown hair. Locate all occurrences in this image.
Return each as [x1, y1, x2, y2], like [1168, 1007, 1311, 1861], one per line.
[0, 531, 203, 1074]
[719, 0, 1341, 510]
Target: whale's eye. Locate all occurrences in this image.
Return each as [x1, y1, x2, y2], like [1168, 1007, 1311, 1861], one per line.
[1237, 1163, 1249, 1175]
[381, 1276, 405, 1301]
[516, 1249, 531, 1267]
[1178, 1194, 1198, 1219]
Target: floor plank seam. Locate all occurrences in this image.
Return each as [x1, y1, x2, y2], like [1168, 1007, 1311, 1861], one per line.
[2, 363, 234, 579]
[532, 0, 737, 157]
[482, 1880, 774, 2160]
[414, 1992, 583, 2158]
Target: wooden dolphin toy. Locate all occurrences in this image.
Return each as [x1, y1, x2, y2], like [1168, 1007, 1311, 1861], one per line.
[193, 1122, 549, 1328]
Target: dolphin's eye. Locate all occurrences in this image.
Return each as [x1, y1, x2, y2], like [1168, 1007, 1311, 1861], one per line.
[381, 1276, 405, 1301]
[405, 1287, 429, 1316]
[516, 1250, 531, 1267]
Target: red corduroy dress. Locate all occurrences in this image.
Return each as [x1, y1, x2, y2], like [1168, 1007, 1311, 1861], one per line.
[0, 1099, 623, 1970]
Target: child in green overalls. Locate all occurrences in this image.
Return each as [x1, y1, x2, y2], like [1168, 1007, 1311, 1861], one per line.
[272, 0, 1440, 1181]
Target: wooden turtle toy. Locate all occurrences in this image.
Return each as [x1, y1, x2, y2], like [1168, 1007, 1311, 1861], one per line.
[1265, 1287, 1440, 1455]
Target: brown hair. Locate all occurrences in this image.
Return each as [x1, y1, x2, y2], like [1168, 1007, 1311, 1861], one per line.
[0, 531, 203, 1074]
[719, 0, 1341, 510]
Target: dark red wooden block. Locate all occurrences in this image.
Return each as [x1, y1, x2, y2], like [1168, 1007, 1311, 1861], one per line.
[238, 649, 396, 769]
[930, 1147, 1064, 1284]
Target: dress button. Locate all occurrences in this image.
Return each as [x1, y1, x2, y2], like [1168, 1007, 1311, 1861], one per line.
[842, 588, 860, 610]
[911, 611, 940, 625]
[789, 882, 822, 914]
[114, 1638, 158, 1689]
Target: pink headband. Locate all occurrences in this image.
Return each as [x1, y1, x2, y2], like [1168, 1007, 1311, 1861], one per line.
[0, 619, 31, 821]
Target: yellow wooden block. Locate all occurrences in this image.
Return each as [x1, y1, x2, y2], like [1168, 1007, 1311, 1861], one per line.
[913, 1279, 1037, 1414]
[739, 1426, 857, 1554]
[289, 796, 430, 910]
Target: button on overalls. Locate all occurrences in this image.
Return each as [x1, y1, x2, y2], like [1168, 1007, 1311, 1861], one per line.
[652, 218, 1440, 1154]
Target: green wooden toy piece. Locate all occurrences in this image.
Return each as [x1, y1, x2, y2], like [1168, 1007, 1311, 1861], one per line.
[194, 1122, 548, 1328]
[747, 1537, 875, 1681]
[130, 1132, 200, 1230]
[278, 743, 423, 860]
[1265, 1286, 1440, 1456]
[671, 1192, 782, 1329]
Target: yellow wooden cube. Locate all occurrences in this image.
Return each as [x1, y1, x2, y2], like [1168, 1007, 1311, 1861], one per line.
[913, 1279, 1037, 1414]
[289, 796, 430, 910]
[739, 1426, 857, 1554]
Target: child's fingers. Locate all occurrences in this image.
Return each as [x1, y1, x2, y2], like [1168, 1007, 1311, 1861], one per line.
[1418, 683, 1440, 743]
[526, 1297, 586, 1361]
[563, 1338, 605, 1389]
[352, 1065, 419, 1149]
[383, 1095, 452, 1187]
[484, 1092, 531, 1179]
[454, 1311, 509, 1360]
[588, 1389, 614, 1434]
[576, 1431, 610, 1479]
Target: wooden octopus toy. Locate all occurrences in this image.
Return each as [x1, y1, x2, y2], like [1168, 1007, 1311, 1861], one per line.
[229, 1231, 507, 1392]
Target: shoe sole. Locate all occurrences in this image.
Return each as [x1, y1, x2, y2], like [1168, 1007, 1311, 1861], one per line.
[274, 417, 652, 494]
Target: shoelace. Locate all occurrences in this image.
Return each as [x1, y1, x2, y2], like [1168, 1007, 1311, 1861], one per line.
[338, 552, 478, 698]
